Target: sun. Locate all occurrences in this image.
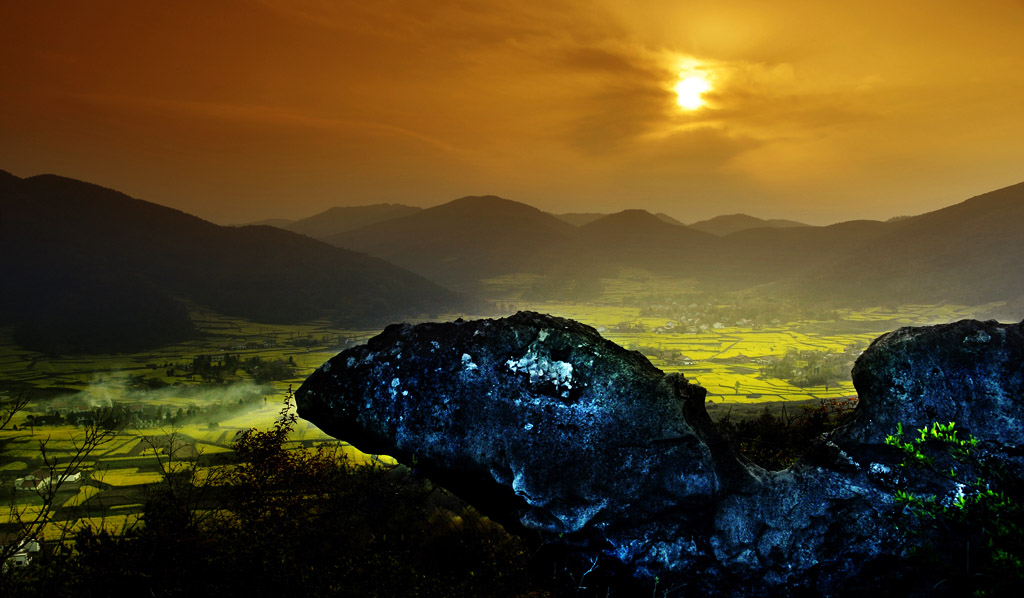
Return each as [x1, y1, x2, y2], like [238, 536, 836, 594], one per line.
[675, 75, 711, 110]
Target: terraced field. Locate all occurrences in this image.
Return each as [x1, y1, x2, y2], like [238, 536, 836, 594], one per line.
[1, 279, 1011, 536]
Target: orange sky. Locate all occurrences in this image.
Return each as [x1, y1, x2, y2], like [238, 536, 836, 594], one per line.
[2, 0, 1023, 225]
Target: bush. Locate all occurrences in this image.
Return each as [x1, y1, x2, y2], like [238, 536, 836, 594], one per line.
[886, 422, 1024, 597]
[3, 394, 530, 598]
[714, 398, 857, 470]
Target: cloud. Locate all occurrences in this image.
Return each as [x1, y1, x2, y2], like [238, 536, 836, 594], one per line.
[3, 0, 1024, 223]
[73, 93, 461, 153]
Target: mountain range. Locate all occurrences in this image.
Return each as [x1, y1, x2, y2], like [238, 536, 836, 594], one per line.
[0, 171, 466, 353]
[326, 196, 578, 288]
[687, 213, 810, 236]
[554, 211, 686, 227]
[289, 183, 1024, 307]
[278, 204, 423, 238]
[792, 182, 1024, 305]
[3, 168, 1023, 352]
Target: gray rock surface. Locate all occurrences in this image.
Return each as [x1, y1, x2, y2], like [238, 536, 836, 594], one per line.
[297, 312, 1024, 596]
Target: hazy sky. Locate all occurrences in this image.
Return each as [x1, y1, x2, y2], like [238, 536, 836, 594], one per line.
[2, 0, 1023, 225]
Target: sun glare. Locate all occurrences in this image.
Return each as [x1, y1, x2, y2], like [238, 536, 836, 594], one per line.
[675, 76, 711, 110]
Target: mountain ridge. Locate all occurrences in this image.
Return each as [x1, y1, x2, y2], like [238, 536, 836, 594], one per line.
[5, 169, 1024, 351]
[0, 172, 466, 353]
[284, 203, 422, 239]
[326, 195, 577, 288]
[689, 213, 812, 236]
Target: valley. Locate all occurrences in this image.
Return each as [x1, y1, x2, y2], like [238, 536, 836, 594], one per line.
[1, 269, 1009, 537]
[2, 171, 1022, 586]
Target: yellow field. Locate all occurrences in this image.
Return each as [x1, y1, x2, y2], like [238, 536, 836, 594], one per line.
[36, 515, 142, 541]
[93, 468, 165, 487]
[1, 289, 1011, 540]
[62, 485, 102, 508]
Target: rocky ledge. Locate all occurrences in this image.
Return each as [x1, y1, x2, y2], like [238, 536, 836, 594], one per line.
[296, 312, 1024, 596]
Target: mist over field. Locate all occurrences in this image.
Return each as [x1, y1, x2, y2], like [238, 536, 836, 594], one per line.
[45, 377, 270, 420]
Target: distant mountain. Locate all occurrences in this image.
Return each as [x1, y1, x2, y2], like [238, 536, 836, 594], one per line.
[324, 180, 1024, 309]
[654, 213, 685, 226]
[573, 210, 714, 276]
[705, 220, 891, 289]
[554, 211, 684, 227]
[6, 168, 1020, 351]
[794, 182, 1024, 305]
[243, 217, 295, 228]
[554, 212, 606, 227]
[0, 171, 464, 354]
[689, 213, 811, 236]
[285, 204, 422, 239]
[328, 196, 577, 288]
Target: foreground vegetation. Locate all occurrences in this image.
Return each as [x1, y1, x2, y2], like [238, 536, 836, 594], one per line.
[6, 393, 1022, 596]
[1, 272, 1016, 594]
[714, 396, 858, 470]
[886, 422, 1024, 596]
[1, 396, 533, 597]
[0, 289, 1009, 543]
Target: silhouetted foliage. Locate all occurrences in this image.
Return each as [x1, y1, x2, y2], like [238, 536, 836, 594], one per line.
[714, 397, 858, 470]
[2, 395, 530, 597]
[759, 349, 857, 388]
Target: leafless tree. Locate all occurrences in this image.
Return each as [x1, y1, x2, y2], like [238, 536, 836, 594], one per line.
[1, 390, 116, 571]
[141, 430, 227, 531]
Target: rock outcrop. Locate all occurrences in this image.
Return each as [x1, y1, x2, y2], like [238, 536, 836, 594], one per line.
[296, 312, 1024, 596]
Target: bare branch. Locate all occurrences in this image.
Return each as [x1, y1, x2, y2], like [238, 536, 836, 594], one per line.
[0, 389, 31, 432]
[1, 406, 116, 571]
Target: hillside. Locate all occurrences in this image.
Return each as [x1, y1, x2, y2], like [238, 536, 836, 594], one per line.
[243, 217, 295, 228]
[700, 219, 892, 289]
[284, 204, 422, 239]
[554, 211, 684, 227]
[689, 213, 811, 236]
[5, 169, 1021, 352]
[327, 195, 578, 288]
[575, 209, 715, 274]
[0, 171, 465, 353]
[654, 213, 685, 226]
[553, 212, 605, 227]
[321, 182, 1024, 306]
[794, 182, 1024, 305]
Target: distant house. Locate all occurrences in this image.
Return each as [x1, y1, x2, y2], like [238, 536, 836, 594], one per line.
[1, 536, 41, 571]
[14, 476, 42, 491]
[15, 468, 82, 491]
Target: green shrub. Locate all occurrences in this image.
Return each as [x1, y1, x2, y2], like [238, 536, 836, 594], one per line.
[886, 422, 1024, 596]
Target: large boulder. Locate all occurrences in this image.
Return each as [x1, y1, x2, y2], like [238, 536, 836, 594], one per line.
[296, 312, 1024, 596]
[297, 313, 751, 539]
[835, 318, 1024, 475]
